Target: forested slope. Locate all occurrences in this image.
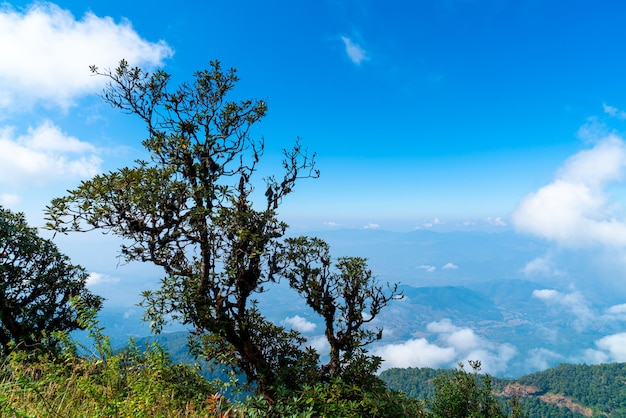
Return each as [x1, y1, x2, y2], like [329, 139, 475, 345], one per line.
[381, 362, 626, 417]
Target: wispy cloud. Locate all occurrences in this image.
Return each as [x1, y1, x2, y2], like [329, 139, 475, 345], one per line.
[423, 217, 444, 228]
[486, 216, 507, 226]
[442, 262, 458, 270]
[522, 255, 564, 277]
[532, 289, 594, 330]
[0, 3, 173, 111]
[603, 103, 626, 120]
[417, 264, 436, 273]
[340, 36, 368, 65]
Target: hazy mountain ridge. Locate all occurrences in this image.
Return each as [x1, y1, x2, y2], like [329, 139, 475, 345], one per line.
[93, 228, 626, 378]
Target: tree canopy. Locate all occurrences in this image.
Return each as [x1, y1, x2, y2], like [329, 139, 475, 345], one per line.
[0, 206, 102, 354]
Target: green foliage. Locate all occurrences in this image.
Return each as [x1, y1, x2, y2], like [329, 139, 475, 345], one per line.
[241, 377, 426, 418]
[0, 206, 102, 355]
[380, 366, 445, 400]
[429, 361, 509, 418]
[517, 362, 626, 416]
[0, 307, 224, 417]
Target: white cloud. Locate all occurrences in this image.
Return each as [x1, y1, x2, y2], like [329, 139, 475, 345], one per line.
[526, 348, 563, 371]
[0, 120, 102, 187]
[512, 134, 626, 248]
[340, 36, 368, 65]
[363, 222, 380, 229]
[486, 217, 507, 226]
[594, 332, 626, 362]
[0, 3, 173, 111]
[583, 348, 610, 364]
[306, 335, 330, 355]
[0, 193, 20, 207]
[376, 319, 516, 374]
[522, 256, 564, 277]
[601, 303, 626, 323]
[417, 264, 436, 272]
[532, 289, 594, 329]
[423, 217, 444, 228]
[283, 315, 317, 333]
[442, 262, 458, 270]
[86, 272, 120, 286]
[374, 338, 456, 370]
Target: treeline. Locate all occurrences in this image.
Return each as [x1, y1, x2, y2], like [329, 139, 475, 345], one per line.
[381, 362, 626, 417]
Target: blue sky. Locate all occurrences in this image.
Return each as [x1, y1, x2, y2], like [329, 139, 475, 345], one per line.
[4, 0, 626, 233]
[6, 1, 626, 374]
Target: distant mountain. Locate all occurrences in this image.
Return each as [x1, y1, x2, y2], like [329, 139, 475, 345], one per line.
[381, 362, 626, 417]
[91, 228, 626, 378]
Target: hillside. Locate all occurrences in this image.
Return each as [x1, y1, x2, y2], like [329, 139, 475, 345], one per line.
[380, 362, 626, 417]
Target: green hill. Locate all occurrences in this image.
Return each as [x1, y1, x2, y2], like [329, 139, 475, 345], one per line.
[381, 362, 626, 417]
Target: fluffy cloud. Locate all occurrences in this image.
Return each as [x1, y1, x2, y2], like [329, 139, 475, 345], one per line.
[305, 335, 330, 355]
[417, 264, 436, 272]
[512, 134, 626, 248]
[0, 120, 102, 187]
[522, 256, 564, 277]
[0, 3, 173, 110]
[442, 262, 458, 270]
[375, 319, 516, 374]
[373, 338, 456, 370]
[593, 332, 626, 362]
[340, 36, 368, 65]
[86, 272, 120, 286]
[283, 315, 317, 333]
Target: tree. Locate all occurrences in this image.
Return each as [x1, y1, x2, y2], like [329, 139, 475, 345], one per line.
[45, 60, 402, 402]
[429, 361, 510, 418]
[280, 236, 400, 383]
[45, 60, 324, 400]
[0, 206, 102, 354]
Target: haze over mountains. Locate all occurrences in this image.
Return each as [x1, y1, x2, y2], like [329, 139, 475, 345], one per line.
[87, 226, 626, 379]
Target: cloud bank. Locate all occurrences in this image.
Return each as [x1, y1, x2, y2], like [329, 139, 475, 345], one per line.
[374, 319, 516, 375]
[0, 2, 173, 111]
[0, 121, 102, 187]
[0, 3, 173, 205]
